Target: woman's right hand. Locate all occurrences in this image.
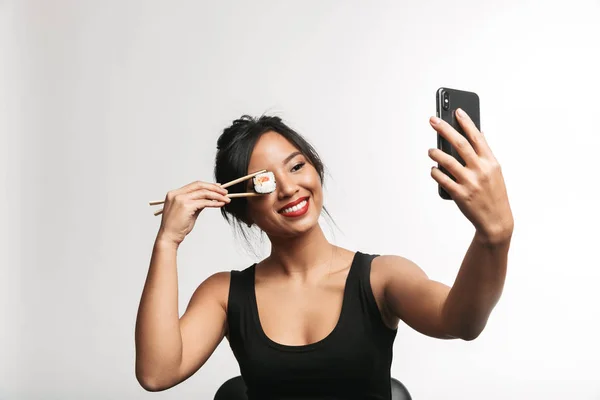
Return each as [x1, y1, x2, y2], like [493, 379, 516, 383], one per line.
[156, 181, 231, 247]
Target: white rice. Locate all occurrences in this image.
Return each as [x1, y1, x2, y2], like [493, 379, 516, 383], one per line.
[253, 171, 276, 194]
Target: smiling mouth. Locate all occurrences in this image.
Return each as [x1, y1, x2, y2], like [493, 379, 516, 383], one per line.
[278, 197, 309, 215]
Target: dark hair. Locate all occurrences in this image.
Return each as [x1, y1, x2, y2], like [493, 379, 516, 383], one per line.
[214, 114, 333, 241]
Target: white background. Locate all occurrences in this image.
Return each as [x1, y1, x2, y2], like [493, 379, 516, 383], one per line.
[2, 0, 600, 399]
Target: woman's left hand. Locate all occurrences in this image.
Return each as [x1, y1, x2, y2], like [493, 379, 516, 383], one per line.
[428, 109, 514, 245]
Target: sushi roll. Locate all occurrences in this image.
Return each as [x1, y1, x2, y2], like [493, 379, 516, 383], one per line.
[253, 171, 276, 194]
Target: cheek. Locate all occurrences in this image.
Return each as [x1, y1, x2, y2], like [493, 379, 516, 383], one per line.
[301, 168, 322, 189]
[313, 190, 324, 211]
[303, 175, 323, 208]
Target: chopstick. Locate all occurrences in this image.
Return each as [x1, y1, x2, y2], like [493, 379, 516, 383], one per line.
[152, 192, 261, 216]
[220, 169, 267, 189]
[149, 169, 268, 215]
[227, 192, 263, 198]
[149, 191, 263, 206]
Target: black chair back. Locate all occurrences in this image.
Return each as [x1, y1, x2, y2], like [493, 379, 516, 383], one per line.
[390, 377, 412, 400]
[214, 375, 411, 400]
[214, 376, 248, 400]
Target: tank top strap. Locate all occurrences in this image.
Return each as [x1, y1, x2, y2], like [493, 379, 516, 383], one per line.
[348, 252, 395, 338]
[227, 264, 257, 352]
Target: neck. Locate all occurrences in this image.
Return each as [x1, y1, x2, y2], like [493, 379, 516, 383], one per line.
[266, 224, 335, 280]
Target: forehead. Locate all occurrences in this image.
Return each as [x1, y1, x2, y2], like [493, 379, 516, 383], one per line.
[247, 131, 301, 171]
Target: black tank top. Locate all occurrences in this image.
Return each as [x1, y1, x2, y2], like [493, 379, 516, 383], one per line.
[227, 251, 398, 399]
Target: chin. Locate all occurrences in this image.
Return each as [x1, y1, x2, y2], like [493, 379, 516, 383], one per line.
[284, 203, 322, 236]
[262, 202, 322, 238]
[288, 217, 319, 236]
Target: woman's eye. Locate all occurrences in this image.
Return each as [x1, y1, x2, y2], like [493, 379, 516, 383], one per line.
[291, 162, 305, 172]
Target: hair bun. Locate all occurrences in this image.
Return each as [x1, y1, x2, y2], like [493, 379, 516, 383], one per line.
[217, 115, 252, 151]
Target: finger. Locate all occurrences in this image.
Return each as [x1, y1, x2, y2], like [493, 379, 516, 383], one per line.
[170, 181, 228, 199]
[209, 182, 229, 196]
[428, 148, 469, 182]
[185, 188, 231, 204]
[193, 199, 227, 210]
[183, 181, 228, 195]
[431, 166, 461, 198]
[454, 108, 493, 159]
[430, 116, 478, 167]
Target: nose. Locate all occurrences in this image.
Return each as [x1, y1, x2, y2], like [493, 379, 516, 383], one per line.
[276, 173, 298, 200]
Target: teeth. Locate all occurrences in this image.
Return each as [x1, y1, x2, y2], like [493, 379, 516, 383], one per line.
[282, 200, 307, 214]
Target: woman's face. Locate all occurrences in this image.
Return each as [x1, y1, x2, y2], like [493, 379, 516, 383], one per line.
[245, 131, 323, 238]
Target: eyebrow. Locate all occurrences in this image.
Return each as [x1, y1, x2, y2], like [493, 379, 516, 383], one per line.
[282, 151, 302, 165]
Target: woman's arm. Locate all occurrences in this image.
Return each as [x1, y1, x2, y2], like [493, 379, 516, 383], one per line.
[379, 229, 512, 341]
[135, 237, 183, 389]
[135, 235, 229, 391]
[381, 107, 514, 340]
[441, 231, 512, 340]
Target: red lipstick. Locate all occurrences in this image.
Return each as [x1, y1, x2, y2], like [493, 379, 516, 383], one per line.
[278, 197, 310, 217]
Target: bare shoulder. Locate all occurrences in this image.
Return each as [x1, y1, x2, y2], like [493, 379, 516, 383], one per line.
[371, 254, 455, 339]
[371, 254, 428, 282]
[369, 255, 430, 318]
[187, 271, 232, 313]
[367, 254, 424, 330]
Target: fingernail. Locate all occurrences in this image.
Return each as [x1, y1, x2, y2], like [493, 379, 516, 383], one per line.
[430, 116, 441, 125]
[456, 108, 466, 118]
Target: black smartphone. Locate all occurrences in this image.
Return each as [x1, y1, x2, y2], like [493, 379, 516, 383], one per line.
[435, 87, 481, 200]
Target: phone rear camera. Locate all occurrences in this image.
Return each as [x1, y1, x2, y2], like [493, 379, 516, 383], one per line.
[442, 92, 450, 110]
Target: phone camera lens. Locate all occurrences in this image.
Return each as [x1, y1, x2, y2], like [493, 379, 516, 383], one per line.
[442, 92, 450, 110]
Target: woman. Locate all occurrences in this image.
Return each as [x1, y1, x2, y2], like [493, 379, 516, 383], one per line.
[135, 112, 514, 399]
